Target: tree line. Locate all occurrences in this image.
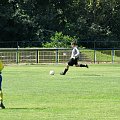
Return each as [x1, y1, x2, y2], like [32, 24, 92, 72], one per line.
[0, 0, 120, 48]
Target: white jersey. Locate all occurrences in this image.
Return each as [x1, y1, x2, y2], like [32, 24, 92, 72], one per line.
[71, 47, 80, 59]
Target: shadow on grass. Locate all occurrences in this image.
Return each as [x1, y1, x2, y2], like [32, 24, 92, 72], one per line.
[83, 74, 102, 76]
[5, 107, 48, 110]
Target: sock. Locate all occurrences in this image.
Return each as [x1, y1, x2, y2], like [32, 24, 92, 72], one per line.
[0, 90, 3, 103]
[63, 68, 68, 75]
[80, 64, 86, 67]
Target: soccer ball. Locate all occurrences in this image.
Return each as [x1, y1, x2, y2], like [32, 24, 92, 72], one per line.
[49, 70, 55, 75]
[0, 60, 4, 71]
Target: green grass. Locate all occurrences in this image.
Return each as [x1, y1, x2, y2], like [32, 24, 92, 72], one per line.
[0, 64, 120, 120]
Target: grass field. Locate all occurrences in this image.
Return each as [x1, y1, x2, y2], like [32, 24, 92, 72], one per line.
[0, 64, 120, 120]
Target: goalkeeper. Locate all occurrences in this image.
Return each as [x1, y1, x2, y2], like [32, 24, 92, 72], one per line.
[0, 60, 5, 109]
[60, 41, 88, 75]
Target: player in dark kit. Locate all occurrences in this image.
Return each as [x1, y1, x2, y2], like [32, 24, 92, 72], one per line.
[60, 41, 88, 75]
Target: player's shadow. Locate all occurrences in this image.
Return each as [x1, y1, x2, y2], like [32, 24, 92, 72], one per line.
[83, 74, 101, 76]
[6, 107, 48, 110]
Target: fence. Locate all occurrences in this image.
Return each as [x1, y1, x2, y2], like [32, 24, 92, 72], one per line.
[0, 48, 120, 64]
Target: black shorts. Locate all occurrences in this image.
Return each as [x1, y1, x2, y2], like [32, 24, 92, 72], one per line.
[68, 58, 78, 66]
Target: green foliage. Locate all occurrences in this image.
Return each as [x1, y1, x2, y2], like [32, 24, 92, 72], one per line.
[0, 0, 39, 47]
[0, 0, 120, 48]
[43, 32, 74, 48]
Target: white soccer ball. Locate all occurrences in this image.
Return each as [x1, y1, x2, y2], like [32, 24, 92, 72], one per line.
[49, 70, 55, 75]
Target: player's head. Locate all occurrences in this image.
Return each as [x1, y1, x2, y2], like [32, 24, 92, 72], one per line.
[71, 40, 77, 47]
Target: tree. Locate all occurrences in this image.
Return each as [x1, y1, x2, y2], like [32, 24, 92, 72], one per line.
[0, 0, 120, 48]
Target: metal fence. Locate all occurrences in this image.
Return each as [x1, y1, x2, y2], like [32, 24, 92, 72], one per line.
[0, 48, 120, 64]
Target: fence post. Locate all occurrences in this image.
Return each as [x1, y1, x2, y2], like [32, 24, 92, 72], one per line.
[94, 49, 96, 64]
[94, 41, 96, 64]
[112, 49, 115, 64]
[56, 48, 59, 64]
[36, 49, 39, 64]
[16, 42, 19, 64]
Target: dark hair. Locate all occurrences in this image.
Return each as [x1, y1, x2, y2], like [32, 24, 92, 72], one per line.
[71, 40, 77, 45]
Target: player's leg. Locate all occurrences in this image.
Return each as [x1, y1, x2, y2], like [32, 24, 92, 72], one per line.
[60, 58, 74, 75]
[0, 75, 2, 102]
[75, 64, 88, 68]
[80, 64, 88, 68]
[0, 74, 5, 109]
[75, 59, 88, 68]
[0, 91, 5, 109]
[60, 65, 69, 75]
